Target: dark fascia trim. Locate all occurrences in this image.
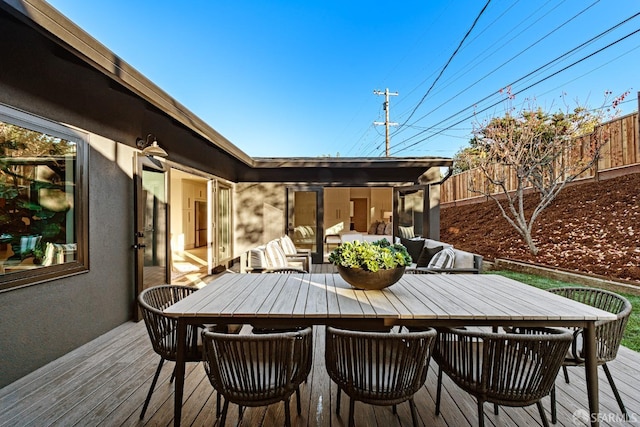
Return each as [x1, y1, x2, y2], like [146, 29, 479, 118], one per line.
[251, 157, 454, 168]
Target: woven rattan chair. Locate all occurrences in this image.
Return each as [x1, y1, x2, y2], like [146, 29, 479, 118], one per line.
[433, 326, 572, 427]
[138, 285, 205, 419]
[202, 326, 313, 427]
[325, 326, 437, 427]
[548, 287, 632, 422]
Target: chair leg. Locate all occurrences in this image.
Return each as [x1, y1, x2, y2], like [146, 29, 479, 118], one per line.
[550, 385, 557, 424]
[435, 367, 443, 415]
[348, 398, 355, 427]
[603, 363, 628, 419]
[393, 404, 397, 414]
[562, 365, 570, 383]
[409, 398, 419, 427]
[336, 388, 342, 414]
[296, 386, 302, 415]
[536, 400, 550, 427]
[219, 399, 230, 427]
[477, 400, 485, 427]
[494, 403, 499, 415]
[140, 358, 164, 419]
[284, 398, 292, 427]
[169, 364, 176, 383]
[216, 393, 221, 418]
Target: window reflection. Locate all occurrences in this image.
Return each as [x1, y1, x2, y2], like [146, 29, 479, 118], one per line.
[0, 121, 77, 275]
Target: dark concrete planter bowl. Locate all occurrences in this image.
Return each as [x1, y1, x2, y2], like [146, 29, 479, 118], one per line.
[337, 265, 406, 290]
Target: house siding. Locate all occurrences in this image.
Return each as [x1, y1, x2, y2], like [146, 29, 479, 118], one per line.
[0, 131, 136, 388]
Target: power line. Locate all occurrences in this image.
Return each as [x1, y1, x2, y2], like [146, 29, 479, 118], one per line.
[397, 0, 492, 128]
[393, 0, 601, 137]
[391, 26, 640, 155]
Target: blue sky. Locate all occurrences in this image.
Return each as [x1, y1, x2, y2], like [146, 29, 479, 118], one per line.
[47, 0, 639, 159]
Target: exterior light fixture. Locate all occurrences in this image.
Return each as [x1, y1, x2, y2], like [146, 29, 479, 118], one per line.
[136, 133, 168, 158]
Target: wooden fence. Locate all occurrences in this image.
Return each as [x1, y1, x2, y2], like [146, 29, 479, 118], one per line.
[440, 112, 639, 205]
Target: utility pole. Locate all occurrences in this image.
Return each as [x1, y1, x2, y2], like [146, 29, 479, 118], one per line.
[373, 88, 398, 157]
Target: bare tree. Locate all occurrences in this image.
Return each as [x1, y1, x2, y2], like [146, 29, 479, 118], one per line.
[461, 94, 626, 255]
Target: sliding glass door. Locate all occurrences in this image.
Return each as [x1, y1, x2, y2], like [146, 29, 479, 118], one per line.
[286, 187, 323, 264]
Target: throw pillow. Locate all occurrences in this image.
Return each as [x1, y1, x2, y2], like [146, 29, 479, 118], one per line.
[417, 246, 443, 267]
[400, 237, 425, 263]
[384, 222, 392, 235]
[427, 247, 455, 269]
[398, 225, 414, 239]
[376, 221, 387, 235]
[369, 221, 379, 235]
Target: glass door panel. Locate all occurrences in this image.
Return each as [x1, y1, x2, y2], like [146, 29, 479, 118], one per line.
[287, 187, 322, 264]
[217, 185, 232, 264]
[135, 156, 168, 319]
[393, 185, 429, 239]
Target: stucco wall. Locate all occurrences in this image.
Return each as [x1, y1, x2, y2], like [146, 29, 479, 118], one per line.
[0, 130, 135, 388]
[234, 182, 287, 257]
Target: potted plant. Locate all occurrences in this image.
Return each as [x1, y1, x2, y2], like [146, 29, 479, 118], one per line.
[328, 239, 412, 290]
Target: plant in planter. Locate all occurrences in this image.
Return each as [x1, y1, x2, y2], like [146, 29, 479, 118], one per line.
[328, 239, 412, 290]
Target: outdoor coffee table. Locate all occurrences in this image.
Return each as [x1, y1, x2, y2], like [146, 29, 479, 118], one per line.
[165, 272, 616, 427]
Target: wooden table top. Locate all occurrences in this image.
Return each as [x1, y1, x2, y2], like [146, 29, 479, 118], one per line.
[164, 273, 617, 327]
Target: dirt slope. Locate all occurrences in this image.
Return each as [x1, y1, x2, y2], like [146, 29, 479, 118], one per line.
[440, 173, 640, 282]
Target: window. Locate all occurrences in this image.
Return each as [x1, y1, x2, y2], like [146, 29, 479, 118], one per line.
[0, 106, 88, 291]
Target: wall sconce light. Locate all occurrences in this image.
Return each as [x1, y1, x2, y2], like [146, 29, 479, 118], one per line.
[136, 133, 168, 158]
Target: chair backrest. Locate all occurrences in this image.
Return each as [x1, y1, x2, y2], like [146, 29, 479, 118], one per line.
[325, 327, 437, 403]
[138, 285, 199, 361]
[548, 287, 632, 362]
[202, 327, 313, 405]
[433, 327, 572, 406]
[265, 240, 289, 268]
[279, 235, 298, 255]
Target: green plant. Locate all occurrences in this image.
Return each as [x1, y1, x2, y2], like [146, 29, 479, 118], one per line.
[328, 239, 411, 272]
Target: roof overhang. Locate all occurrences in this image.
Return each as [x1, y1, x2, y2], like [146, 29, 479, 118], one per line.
[245, 157, 453, 185]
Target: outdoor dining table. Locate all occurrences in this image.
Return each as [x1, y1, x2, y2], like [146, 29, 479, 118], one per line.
[164, 272, 617, 427]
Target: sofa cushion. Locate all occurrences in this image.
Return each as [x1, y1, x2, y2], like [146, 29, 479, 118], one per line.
[452, 248, 475, 269]
[427, 247, 455, 269]
[398, 225, 414, 239]
[417, 245, 443, 267]
[423, 238, 452, 249]
[376, 222, 387, 235]
[400, 237, 425, 263]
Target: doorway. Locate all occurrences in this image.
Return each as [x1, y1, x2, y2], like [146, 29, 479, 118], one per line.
[286, 187, 323, 264]
[134, 155, 169, 319]
[351, 198, 368, 232]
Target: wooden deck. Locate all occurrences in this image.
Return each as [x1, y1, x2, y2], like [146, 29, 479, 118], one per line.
[1, 269, 639, 426]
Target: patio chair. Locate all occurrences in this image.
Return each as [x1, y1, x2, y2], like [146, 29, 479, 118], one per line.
[433, 326, 572, 427]
[279, 234, 312, 271]
[201, 326, 313, 427]
[137, 285, 208, 419]
[325, 326, 437, 427]
[548, 287, 632, 422]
